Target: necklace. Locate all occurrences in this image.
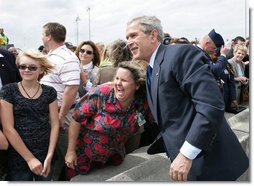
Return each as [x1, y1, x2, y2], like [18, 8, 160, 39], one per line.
[20, 82, 40, 99]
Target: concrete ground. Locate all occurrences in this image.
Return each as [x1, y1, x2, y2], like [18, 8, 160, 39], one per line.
[71, 103, 250, 182]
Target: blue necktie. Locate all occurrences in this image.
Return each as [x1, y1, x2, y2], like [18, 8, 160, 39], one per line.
[147, 65, 153, 91]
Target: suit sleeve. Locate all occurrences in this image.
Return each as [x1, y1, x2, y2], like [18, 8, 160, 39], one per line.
[174, 46, 225, 151]
[210, 56, 227, 77]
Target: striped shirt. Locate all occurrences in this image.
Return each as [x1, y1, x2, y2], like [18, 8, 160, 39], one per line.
[40, 45, 80, 107]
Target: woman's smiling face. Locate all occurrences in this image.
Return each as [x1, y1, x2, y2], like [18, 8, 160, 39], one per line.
[113, 67, 139, 104]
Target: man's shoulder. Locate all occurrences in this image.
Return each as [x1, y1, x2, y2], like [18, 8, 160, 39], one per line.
[163, 44, 200, 58]
[163, 44, 197, 52]
[0, 48, 16, 65]
[59, 48, 78, 60]
[0, 48, 14, 57]
[49, 46, 79, 62]
[160, 44, 209, 69]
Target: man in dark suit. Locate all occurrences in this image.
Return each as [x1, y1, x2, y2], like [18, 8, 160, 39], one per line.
[0, 48, 21, 88]
[126, 16, 249, 181]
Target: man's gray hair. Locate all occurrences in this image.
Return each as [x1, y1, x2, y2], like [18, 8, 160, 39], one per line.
[127, 16, 164, 42]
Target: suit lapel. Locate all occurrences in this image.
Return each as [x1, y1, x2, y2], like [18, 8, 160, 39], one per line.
[150, 44, 165, 123]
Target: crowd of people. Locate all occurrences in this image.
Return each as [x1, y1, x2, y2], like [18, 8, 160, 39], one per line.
[0, 16, 249, 182]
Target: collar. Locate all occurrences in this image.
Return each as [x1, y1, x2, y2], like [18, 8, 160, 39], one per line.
[82, 61, 93, 70]
[148, 43, 161, 68]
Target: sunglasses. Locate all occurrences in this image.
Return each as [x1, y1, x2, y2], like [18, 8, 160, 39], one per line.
[18, 65, 40, 71]
[79, 48, 93, 55]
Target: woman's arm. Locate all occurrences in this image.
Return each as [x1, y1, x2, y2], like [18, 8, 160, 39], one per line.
[0, 130, 8, 150]
[1, 100, 43, 175]
[0, 99, 8, 150]
[41, 100, 59, 177]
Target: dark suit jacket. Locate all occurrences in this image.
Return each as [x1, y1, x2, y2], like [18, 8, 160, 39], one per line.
[147, 44, 248, 180]
[0, 49, 21, 85]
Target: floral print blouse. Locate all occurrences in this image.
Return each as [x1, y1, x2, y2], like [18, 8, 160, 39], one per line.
[68, 83, 153, 177]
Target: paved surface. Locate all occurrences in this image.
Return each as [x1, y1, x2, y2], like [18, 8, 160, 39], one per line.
[224, 102, 249, 120]
[71, 103, 250, 182]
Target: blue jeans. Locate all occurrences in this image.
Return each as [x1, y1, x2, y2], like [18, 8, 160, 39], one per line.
[9, 169, 53, 181]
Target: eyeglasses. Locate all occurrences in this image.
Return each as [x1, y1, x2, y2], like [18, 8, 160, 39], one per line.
[18, 65, 40, 71]
[79, 48, 93, 55]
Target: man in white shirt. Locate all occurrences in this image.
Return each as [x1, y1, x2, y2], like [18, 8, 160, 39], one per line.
[40, 22, 80, 181]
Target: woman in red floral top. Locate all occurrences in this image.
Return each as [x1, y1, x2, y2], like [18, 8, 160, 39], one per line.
[65, 61, 153, 178]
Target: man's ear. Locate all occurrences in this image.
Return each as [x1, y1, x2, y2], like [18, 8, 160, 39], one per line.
[47, 34, 52, 41]
[150, 29, 158, 42]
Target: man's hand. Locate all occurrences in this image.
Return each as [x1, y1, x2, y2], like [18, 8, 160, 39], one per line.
[169, 152, 192, 181]
[220, 45, 228, 57]
[59, 116, 66, 130]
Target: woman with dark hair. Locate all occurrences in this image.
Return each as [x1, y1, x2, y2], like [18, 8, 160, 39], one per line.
[65, 61, 153, 178]
[75, 41, 101, 97]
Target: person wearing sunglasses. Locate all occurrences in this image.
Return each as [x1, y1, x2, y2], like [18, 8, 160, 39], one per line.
[75, 41, 101, 97]
[0, 51, 59, 181]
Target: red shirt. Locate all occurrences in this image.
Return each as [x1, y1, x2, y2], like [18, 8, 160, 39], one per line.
[68, 84, 153, 177]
